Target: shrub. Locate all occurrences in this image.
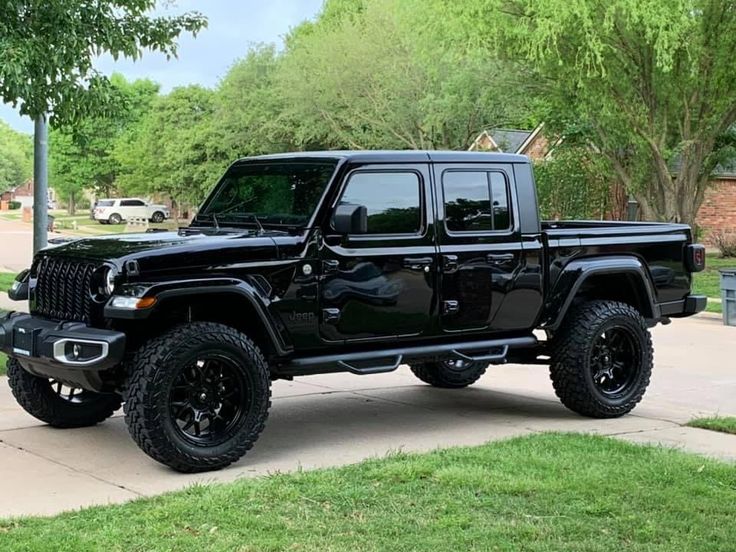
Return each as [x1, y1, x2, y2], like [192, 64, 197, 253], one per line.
[8, 201, 21, 210]
[711, 230, 736, 258]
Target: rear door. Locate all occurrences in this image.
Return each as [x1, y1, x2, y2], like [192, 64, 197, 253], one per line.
[319, 164, 437, 343]
[433, 163, 525, 333]
[119, 199, 147, 220]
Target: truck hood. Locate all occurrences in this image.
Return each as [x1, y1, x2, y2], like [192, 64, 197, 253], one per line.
[41, 228, 283, 275]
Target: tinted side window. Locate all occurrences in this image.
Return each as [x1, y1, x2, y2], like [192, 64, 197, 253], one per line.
[444, 172, 491, 232]
[339, 172, 421, 234]
[121, 200, 145, 207]
[443, 170, 511, 232]
[490, 172, 510, 230]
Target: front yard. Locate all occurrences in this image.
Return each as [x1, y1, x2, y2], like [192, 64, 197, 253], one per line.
[692, 254, 736, 314]
[0, 433, 733, 551]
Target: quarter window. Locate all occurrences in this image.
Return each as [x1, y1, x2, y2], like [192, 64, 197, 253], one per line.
[339, 172, 422, 234]
[443, 171, 511, 232]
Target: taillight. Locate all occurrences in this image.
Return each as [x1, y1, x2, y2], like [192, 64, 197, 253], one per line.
[686, 244, 706, 272]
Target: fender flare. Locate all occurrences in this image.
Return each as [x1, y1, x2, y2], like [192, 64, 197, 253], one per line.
[105, 277, 292, 356]
[542, 256, 660, 330]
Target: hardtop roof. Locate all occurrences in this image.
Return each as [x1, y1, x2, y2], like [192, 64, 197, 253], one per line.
[235, 150, 529, 165]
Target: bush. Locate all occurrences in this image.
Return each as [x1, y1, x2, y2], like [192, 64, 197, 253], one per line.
[534, 147, 612, 220]
[711, 230, 736, 257]
[8, 201, 21, 210]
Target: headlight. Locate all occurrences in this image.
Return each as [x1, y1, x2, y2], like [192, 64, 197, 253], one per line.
[104, 267, 117, 295]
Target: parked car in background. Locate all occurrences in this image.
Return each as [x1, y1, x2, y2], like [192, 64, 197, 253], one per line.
[93, 198, 170, 224]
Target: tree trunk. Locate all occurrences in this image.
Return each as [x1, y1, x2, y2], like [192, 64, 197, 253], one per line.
[67, 191, 76, 216]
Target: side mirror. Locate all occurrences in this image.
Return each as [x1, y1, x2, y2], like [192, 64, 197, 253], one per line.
[332, 203, 367, 234]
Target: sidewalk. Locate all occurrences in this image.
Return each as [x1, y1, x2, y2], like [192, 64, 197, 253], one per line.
[0, 315, 733, 517]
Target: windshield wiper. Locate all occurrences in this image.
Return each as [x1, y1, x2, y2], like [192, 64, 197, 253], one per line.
[214, 212, 265, 235]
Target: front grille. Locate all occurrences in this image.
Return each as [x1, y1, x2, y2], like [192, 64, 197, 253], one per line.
[32, 257, 99, 322]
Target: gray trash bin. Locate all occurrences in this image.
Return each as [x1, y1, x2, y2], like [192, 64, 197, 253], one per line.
[720, 268, 736, 326]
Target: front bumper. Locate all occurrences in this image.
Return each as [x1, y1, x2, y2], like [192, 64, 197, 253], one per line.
[0, 312, 126, 391]
[659, 294, 708, 318]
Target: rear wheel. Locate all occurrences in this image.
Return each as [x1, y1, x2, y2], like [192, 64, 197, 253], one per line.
[108, 213, 122, 225]
[549, 300, 653, 418]
[123, 322, 271, 473]
[7, 358, 122, 427]
[409, 359, 488, 388]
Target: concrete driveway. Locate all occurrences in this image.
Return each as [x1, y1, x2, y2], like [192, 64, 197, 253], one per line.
[0, 315, 734, 517]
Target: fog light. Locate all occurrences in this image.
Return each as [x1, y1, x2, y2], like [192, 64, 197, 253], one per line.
[72, 343, 81, 359]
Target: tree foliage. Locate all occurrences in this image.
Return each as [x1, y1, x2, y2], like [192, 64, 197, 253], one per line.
[0, 0, 205, 124]
[115, 85, 226, 214]
[0, 121, 32, 191]
[50, 75, 159, 213]
[459, 0, 736, 225]
[275, 0, 532, 151]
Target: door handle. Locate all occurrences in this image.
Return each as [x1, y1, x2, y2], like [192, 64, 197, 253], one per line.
[486, 253, 515, 265]
[403, 257, 433, 272]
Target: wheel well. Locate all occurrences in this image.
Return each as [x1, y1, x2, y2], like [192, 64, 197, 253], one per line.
[572, 272, 654, 319]
[123, 293, 279, 359]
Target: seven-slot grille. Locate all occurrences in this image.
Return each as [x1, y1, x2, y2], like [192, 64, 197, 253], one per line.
[32, 256, 99, 322]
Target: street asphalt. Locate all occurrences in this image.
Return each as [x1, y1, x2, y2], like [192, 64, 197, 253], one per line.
[0, 217, 734, 518]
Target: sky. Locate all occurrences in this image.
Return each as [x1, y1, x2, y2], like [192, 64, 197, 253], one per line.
[0, 0, 323, 133]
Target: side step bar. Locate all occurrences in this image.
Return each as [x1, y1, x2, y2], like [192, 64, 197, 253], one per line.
[279, 336, 537, 377]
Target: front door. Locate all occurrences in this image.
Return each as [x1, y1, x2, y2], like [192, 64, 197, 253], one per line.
[319, 164, 437, 343]
[433, 163, 526, 333]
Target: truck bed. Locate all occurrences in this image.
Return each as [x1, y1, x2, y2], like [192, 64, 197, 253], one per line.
[541, 220, 694, 307]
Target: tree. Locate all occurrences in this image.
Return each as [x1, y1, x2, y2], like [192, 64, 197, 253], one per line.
[115, 85, 226, 215]
[0, 1, 205, 124]
[212, 46, 293, 158]
[50, 75, 160, 213]
[0, 121, 32, 191]
[461, 0, 736, 225]
[274, 0, 534, 151]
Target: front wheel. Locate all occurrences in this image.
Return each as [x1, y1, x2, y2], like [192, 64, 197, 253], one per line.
[549, 300, 653, 418]
[7, 359, 122, 427]
[123, 322, 271, 473]
[409, 359, 488, 388]
[150, 211, 165, 223]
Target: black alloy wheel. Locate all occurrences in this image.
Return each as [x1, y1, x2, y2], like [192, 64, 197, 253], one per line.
[409, 358, 488, 388]
[169, 355, 253, 446]
[589, 326, 642, 397]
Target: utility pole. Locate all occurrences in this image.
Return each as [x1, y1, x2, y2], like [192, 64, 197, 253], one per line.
[33, 115, 49, 253]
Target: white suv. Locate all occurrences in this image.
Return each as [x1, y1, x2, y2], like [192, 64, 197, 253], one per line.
[93, 198, 170, 225]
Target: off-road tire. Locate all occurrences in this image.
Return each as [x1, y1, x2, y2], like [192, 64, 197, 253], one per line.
[151, 211, 165, 223]
[409, 360, 488, 388]
[108, 213, 122, 224]
[6, 358, 122, 428]
[123, 322, 271, 473]
[549, 300, 653, 418]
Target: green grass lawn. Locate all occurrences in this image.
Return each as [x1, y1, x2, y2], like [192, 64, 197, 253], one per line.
[691, 253, 736, 314]
[688, 417, 736, 435]
[0, 272, 18, 292]
[0, 433, 734, 551]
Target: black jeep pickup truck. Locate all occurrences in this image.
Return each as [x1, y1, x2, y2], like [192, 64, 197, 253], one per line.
[1, 151, 706, 472]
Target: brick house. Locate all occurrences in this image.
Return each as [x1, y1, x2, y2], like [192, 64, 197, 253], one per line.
[0, 179, 35, 209]
[471, 124, 736, 238]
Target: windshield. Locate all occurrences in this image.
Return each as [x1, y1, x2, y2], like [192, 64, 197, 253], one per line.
[198, 161, 338, 228]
